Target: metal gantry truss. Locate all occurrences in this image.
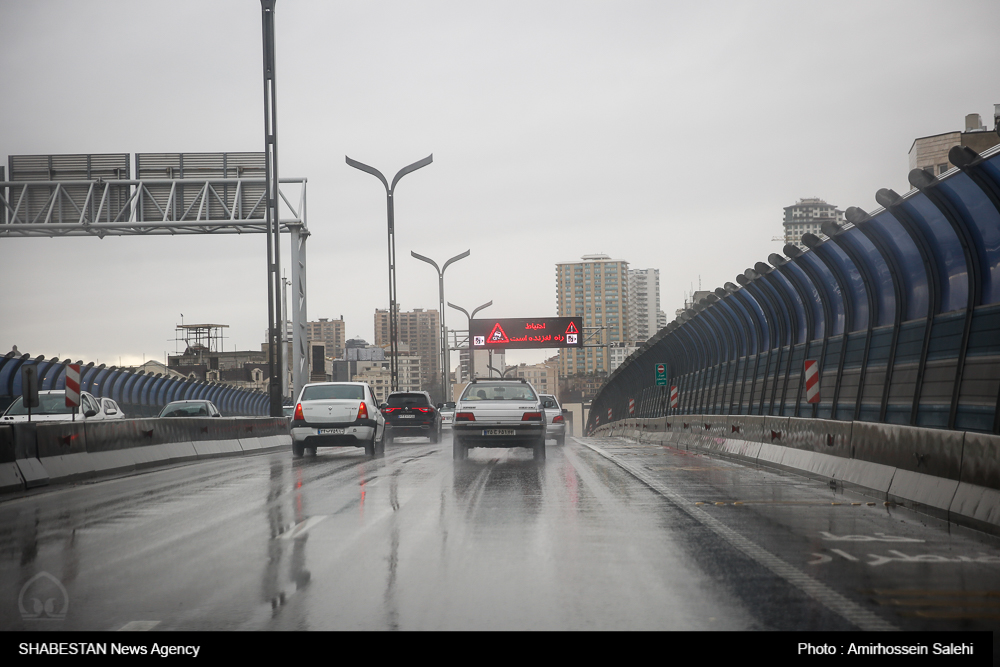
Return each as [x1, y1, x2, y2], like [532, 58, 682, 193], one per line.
[0, 176, 310, 403]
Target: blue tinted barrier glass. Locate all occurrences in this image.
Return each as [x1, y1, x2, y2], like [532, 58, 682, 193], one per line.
[900, 195, 968, 313]
[769, 269, 808, 344]
[780, 261, 825, 340]
[840, 227, 896, 328]
[717, 298, 751, 356]
[816, 240, 868, 332]
[733, 289, 768, 353]
[799, 251, 845, 336]
[866, 211, 929, 321]
[936, 173, 1000, 305]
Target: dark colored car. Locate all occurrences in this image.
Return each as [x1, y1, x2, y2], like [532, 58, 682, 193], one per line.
[381, 391, 441, 444]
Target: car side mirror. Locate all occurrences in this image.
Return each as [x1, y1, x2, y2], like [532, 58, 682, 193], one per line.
[380, 403, 387, 410]
[84, 409, 98, 418]
[106, 408, 117, 415]
[436, 403, 443, 409]
[212, 413, 221, 417]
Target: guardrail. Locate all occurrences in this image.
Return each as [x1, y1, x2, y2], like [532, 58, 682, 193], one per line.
[0, 417, 290, 493]
[590, 144, 1000, 436]
[592, 416, 1000, 536]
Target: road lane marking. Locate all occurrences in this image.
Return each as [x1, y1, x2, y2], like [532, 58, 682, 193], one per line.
[279, 515, 327, 540]
[118, 621, 160, 631]
[583, 441, 898, 631]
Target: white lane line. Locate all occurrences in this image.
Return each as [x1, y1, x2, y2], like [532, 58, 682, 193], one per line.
[118, 620, 160, 631]
[583, 441, 898, 632]
[279, 515, 327, 540]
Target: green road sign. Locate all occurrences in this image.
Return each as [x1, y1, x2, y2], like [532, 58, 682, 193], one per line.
[655, 363, 667, 386]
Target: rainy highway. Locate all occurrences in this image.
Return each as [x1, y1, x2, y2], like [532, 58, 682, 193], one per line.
[3, 433, 1000, 635]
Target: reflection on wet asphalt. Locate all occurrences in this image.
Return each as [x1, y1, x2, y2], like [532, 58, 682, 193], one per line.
[2, 433, 1000, 631]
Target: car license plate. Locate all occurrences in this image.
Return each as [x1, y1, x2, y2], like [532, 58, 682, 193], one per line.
[318, 428, 345, 435]
[398, 414, 415, 418]
[484, 429, 515, 436]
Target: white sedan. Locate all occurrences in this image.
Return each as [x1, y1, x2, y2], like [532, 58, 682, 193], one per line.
[1, 390, 105, 423]
[289, 381, 385, 458]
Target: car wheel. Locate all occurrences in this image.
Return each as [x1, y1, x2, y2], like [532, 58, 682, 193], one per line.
[452, 437, 466, 461]
[375, 430, 385, 457]
[308, 447, 317, 456]
[364, 433, 376, 457]
[533, 438, 546, 461]
[556, 435, 565, 446]
[430, 425, 440, 444]
[292, 441, 305, 458]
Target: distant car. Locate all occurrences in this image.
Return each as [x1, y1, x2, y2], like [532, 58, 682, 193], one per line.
[100, 397, 127, 420]
[290, 381, 385, 458]
[1, 390, 105, 423]
[539, 394, 566, 445]
[157, 400, 221, 418]
[282, 404, 294, 419]
[381, 391, 441, 444]
[451, 378, 546, 461]
[438, 401, 455, 430]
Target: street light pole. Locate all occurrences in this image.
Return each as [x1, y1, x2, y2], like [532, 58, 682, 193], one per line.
[447, 300, 492, 383]
[412, 250, 470, 403]
[346, 154, 432, 391]
[261, 0, 283, 417]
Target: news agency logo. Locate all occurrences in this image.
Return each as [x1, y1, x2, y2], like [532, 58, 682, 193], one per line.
[18, 572, 69, 621]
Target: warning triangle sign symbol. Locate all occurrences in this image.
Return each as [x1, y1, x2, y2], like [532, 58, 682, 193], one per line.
[565, 322, 579, 335]
[488, 322, 509, 343]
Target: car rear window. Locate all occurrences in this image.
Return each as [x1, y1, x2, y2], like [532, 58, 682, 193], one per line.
[461, 383, 537, 401]
[301, 385, 364, 401]
[160, 402, 212, 417]
[386, 393, 431, 408]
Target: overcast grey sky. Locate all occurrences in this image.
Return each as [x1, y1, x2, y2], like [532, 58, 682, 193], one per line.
[1, 0, 998, 369]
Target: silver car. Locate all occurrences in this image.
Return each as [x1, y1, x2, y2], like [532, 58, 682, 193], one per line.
[290, 382, 385, 458]
[451, 378, 546, 461]
[539, 394, 566, 445]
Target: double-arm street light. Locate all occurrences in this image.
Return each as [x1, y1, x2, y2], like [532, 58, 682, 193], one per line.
[447, 300, 492, 383]
[412, 250, 470, 403]
[346, 154, 433, 391]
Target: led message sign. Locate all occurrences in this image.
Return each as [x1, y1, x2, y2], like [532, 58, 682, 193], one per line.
[470, 317, 583, 350]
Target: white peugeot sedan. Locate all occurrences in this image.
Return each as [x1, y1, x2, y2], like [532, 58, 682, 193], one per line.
[1, 390, 105, 423]
[451, 378, 546, 461]
[290, 381, 385, 458]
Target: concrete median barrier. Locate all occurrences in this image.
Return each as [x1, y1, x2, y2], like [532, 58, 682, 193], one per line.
[950, 432, 1000, 534]
[0, 416, 291, 495]
[0, 426, 25, 493]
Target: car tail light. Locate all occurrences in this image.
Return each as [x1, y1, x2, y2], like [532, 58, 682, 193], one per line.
[358, 402, 369, 420]
[415, 407, 432, 413]
[553, 414, 564, 423]
[382, 407, 399, 413]
[455, 412, 475, 422]
[521, 412, 542, 421]
[294, 403, 304, 421]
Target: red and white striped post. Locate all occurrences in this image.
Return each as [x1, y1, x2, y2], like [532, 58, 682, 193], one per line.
[628, 398, 635, 416]
[607, 408, 612, 421]
[65, 364, 81, 420]
[804, 359, 820, 404]
[669, 385, 679, 409]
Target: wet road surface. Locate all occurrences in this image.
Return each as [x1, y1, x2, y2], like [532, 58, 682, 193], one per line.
[3, 433, 1000, 632]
